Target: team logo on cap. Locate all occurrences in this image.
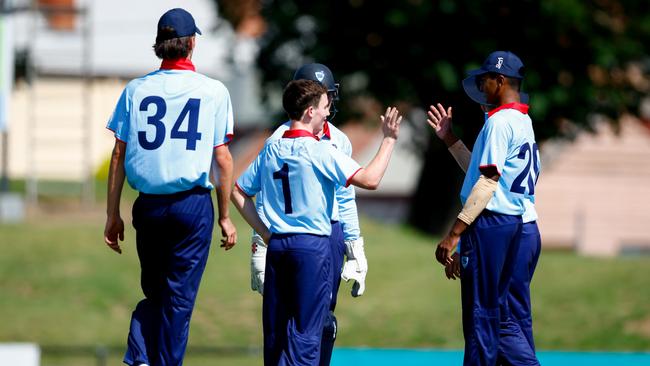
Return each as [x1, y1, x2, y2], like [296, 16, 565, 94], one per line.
[315, 71, 325, 82]
[496, 57, 504, 69]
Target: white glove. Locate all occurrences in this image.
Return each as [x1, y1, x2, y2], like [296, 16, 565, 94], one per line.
[340, 237, 368, 297]
[251, 234, 267, 295]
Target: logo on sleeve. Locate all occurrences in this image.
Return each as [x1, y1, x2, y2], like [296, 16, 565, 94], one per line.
[461, 256, 469, 268]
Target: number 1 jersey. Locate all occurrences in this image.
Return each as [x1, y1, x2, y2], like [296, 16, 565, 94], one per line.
[237, 130, 361, 236]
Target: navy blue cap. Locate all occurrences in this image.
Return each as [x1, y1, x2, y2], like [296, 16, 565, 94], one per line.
[157, 8, 202, 41]
[462, 51, 528, 105]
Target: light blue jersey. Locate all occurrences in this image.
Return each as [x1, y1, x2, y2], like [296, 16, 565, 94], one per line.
[257, 121, 361, 240]
[237, 129, 361, 236]
[107, 67, 233, 194]
[461, 103, 539, 217]
[522, 196, 539, 223]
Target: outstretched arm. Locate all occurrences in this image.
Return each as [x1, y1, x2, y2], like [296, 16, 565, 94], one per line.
[427, 103, 471, 172]
[349, 107, 402, 189]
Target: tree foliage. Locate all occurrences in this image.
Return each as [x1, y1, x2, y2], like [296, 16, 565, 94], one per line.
[218, 0, 650, 233]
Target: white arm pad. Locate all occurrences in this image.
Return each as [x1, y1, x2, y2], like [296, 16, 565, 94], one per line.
[448, 140, 472, 173]
[251, 233, 267, 295]
[341, 237, 368, 297]
[457, 175, 497, 225]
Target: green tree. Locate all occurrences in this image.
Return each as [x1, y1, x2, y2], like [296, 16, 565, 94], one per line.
[218, 0, 650, 233]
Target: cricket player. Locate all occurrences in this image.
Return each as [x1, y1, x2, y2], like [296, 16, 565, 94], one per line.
[103, 8, 237, 366]
[433, 51, 540, 366]
[427, 102, 542, 352]
[231, 79, 401, 366]
[249, 63, 367, 365]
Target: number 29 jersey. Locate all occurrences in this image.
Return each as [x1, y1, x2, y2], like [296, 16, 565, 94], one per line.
[236, 130, 361, 236]
[107, 69, 234, 194]
[460, 103, 540, 218]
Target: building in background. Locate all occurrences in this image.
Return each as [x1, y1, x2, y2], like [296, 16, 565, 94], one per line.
[535, 116, 650, 256]
[2, 0, 265, 203]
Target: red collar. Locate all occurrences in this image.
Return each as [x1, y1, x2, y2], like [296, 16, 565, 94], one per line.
[160, 58, 196, 71]
[487, 102, 529, 118]
[322, 121, 332, 139]
[282, 129, 320, 140]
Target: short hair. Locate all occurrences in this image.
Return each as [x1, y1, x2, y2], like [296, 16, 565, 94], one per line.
[153, 27, 192, 59]
[282, 80, 328, 121]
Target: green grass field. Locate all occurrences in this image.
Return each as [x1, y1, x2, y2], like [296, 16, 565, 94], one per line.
[1, 191, 649, 365]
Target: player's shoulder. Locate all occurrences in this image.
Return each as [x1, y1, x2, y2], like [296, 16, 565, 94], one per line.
[191, 73, 230, 96]
[288, 135, 322, 154]
[489, 104, 530, 122]
[165, 71, 230, 95]
[311, 137, 341, 159]
[485, 109, 521, 132]
[266, 121, 291, 145]
[324, 123, 352, 150]
[200, 74, 228, 89]
[260, 138, 278, 156]
[326, 123, 350, 140]
[123, 72, 154, 95]
[490, 106, 533, 134]
[486, 110, 510, 125]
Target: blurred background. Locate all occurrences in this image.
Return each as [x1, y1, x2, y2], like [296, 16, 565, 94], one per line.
[0, 0, 649, 365]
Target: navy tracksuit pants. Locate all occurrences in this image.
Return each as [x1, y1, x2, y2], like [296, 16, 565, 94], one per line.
[123, 187, 214, 366]
[505, 222, 541, 351]
[263, 233, 332, 366]
[459, 210, 539, 366]
[319, 221, 346, 366]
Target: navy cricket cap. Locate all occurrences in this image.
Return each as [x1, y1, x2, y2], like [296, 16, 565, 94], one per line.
[157, 8, 202, 41]
[462, 51, 529, 105]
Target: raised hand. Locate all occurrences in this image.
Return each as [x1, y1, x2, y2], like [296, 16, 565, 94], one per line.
[427, 103, 458, 147]
[380, 106, 402, 140]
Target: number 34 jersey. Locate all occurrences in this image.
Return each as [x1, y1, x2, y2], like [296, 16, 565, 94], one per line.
[460, 102, 541, 221]
[107, 69, 234, 194]
[236, 130, 361, 236]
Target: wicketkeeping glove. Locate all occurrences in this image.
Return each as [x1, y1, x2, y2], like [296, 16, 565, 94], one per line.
[250, 234, 267, 295]
[341, 237, 368, 297]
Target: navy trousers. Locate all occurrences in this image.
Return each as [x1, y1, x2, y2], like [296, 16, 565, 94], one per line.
[459, 210, 538, 366]
[123, 187, 214, 366]
[319, 221, 346, 366]
[502, 222, 542, 352]
[264, 233, 332, 366]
